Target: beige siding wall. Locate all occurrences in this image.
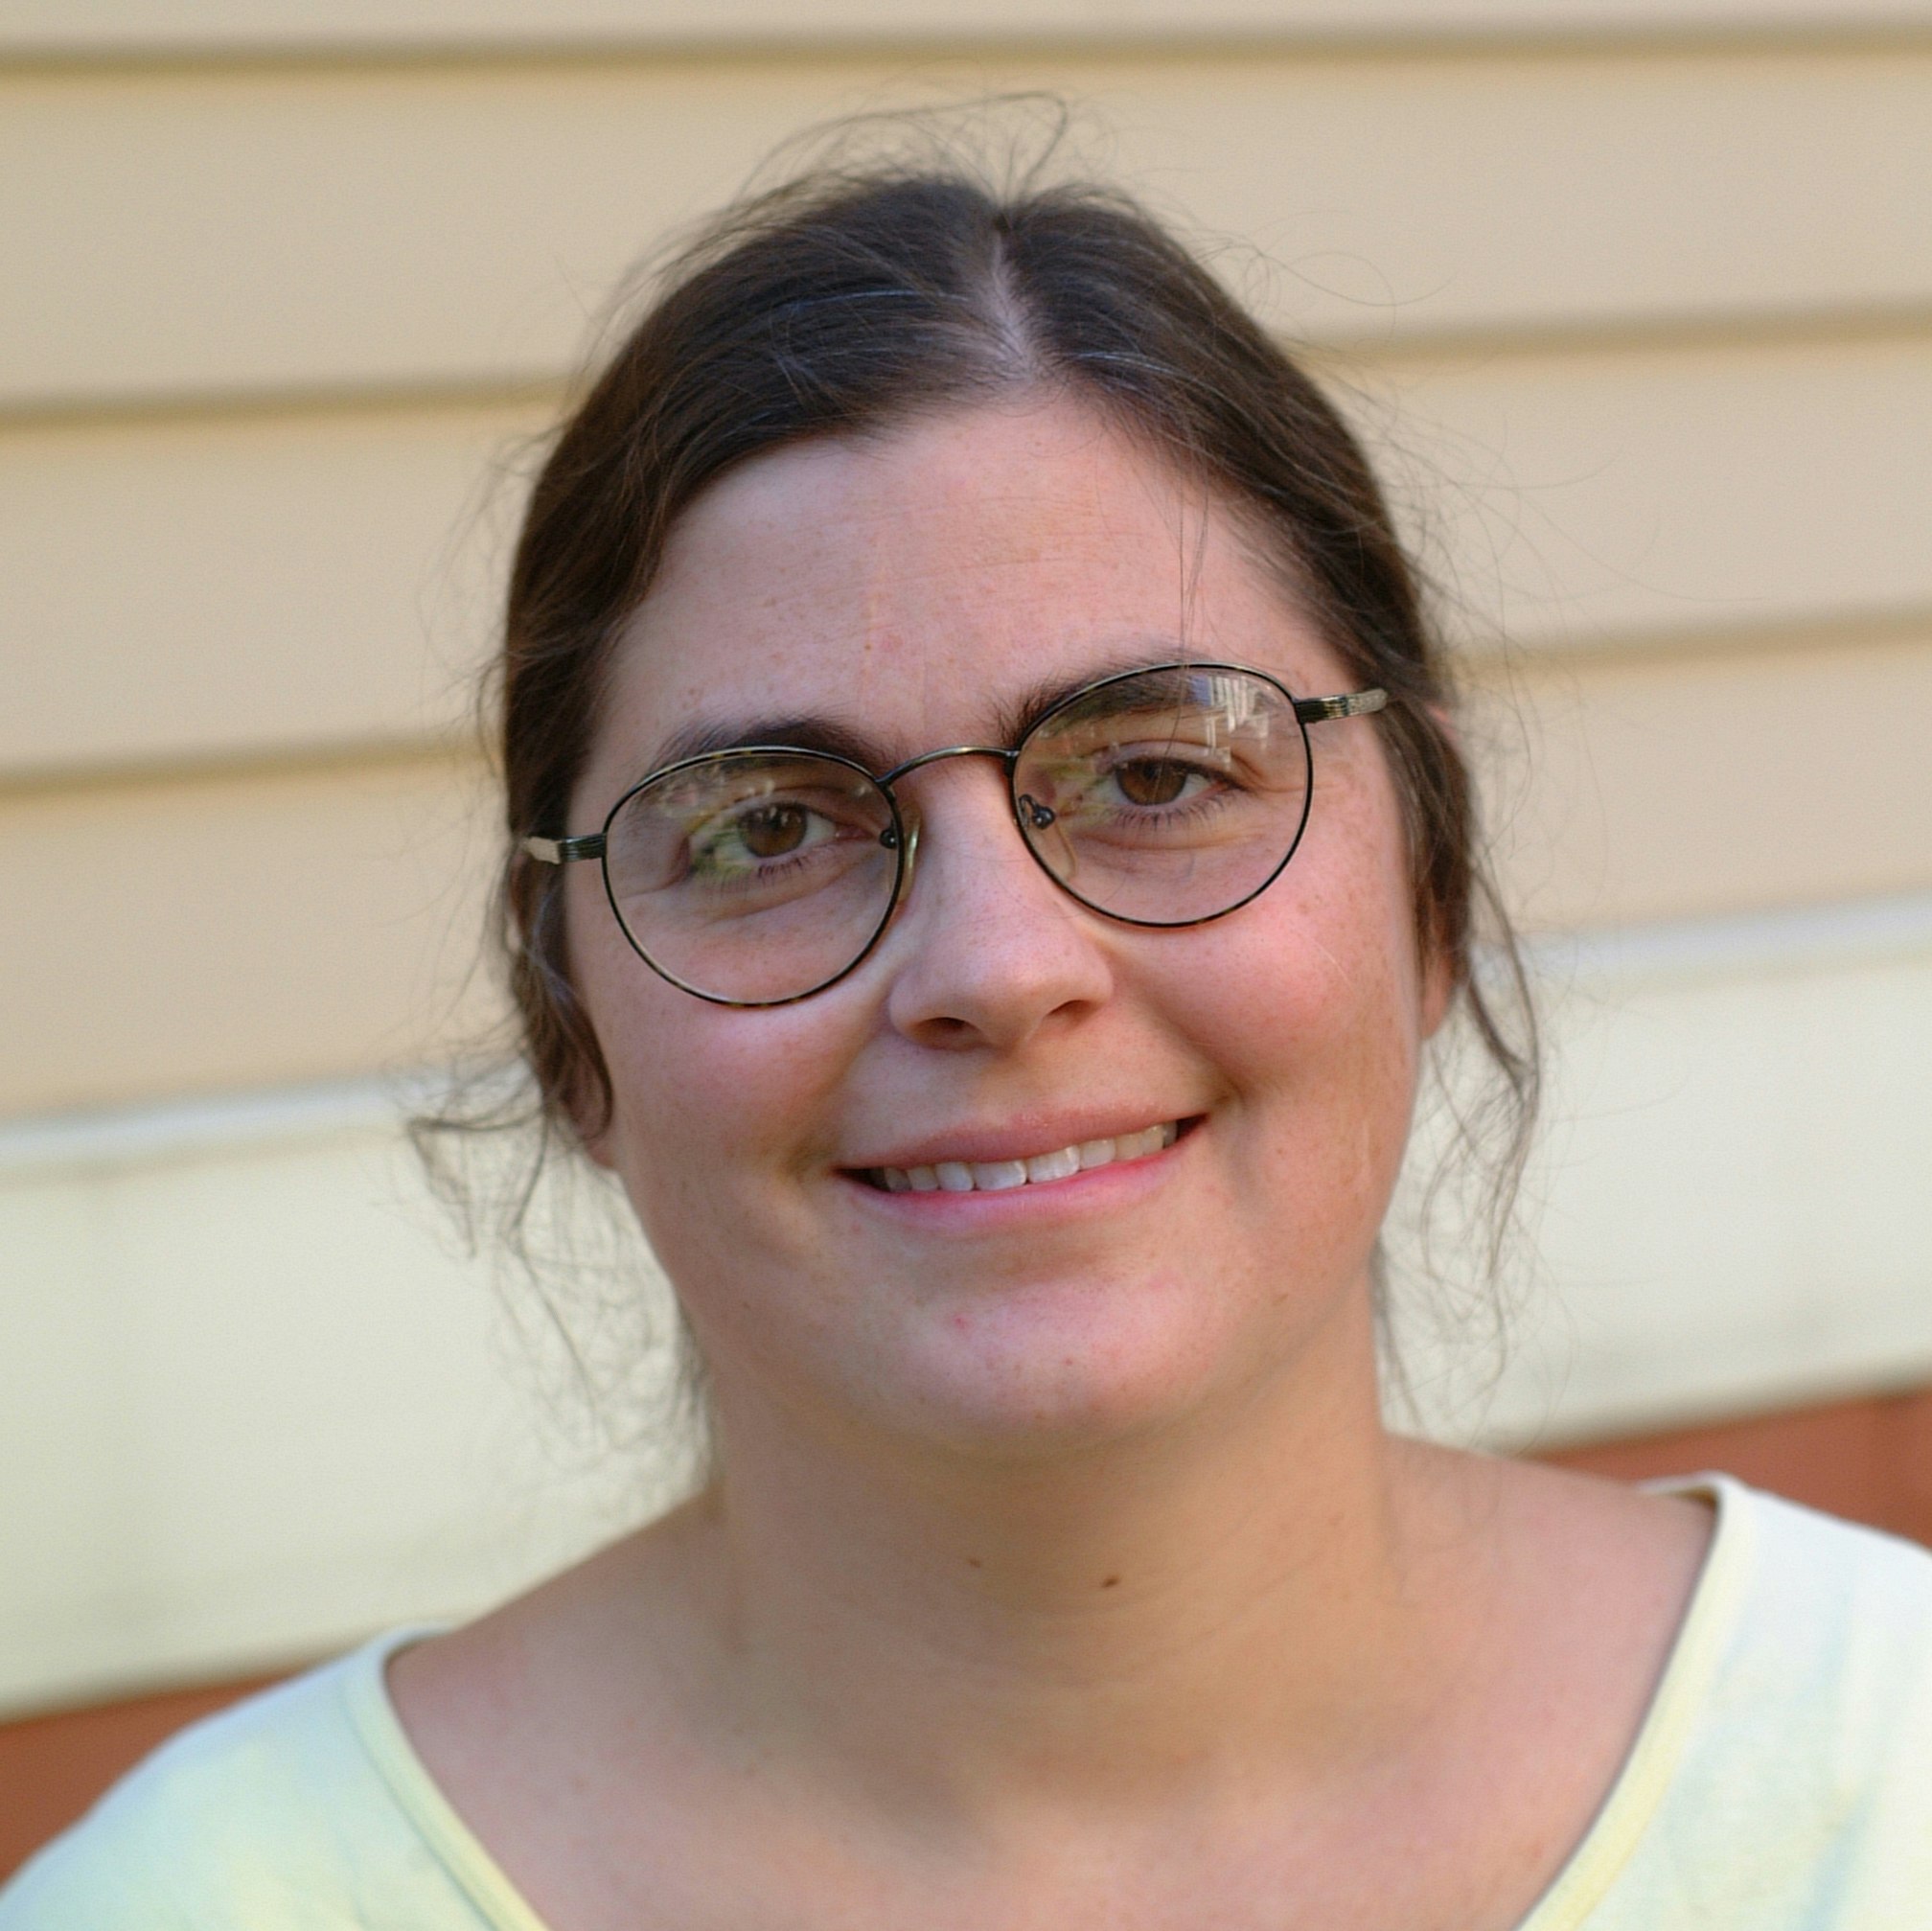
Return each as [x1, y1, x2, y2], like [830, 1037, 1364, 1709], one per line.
[4, 7, 1930, 1706]
[4, 2, 1930, 55]
[9, 49, 1932, 413]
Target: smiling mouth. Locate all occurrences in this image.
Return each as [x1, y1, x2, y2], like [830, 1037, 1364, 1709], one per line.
[862, 1118, 1190, 1194]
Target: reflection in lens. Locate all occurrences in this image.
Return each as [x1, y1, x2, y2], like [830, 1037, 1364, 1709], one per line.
[603, 752, 900, 1002]
[1013, 667, 1311, 925]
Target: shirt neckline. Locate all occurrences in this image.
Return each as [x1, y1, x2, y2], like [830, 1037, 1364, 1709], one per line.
[1511, 1471, 1757, 1929]
[338, 1474, 1759, 1931]
[341, 1624, 557, 1931]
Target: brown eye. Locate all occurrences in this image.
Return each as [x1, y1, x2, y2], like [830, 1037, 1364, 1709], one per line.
[740, 803, 810, 858]
[1115, 758, 1190, 807]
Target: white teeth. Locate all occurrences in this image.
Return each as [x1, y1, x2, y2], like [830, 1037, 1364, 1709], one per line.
[876, 1123, 1183, 1194]
[1025, 1146, 1081, 1184]
[971, 1160, 1029, 1191]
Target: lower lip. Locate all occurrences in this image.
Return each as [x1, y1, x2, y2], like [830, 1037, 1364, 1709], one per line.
[840, 1123, 1196, 1229]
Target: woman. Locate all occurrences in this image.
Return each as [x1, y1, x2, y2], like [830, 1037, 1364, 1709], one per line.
[7, 161, 1929, 1931]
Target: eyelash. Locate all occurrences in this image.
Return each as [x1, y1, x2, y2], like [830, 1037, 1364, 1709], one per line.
[688, 848, 819, 897]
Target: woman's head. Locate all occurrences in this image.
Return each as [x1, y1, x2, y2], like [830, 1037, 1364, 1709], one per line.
[488, 159, 1533, 1445]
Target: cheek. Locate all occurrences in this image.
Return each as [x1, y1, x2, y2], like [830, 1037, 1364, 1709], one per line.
[1172, 847, 1427, 1246]
[604, 1007, 845, 1184]
[570, 888, 858, 1234]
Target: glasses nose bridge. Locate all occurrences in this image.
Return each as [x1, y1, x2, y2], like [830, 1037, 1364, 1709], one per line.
[875, 742, 1017, 792]
[873, 742, 1047, 926]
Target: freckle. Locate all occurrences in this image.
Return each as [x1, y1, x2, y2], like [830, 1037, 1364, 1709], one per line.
[967, 1556, 983, 1569]
[1101, 1575, 1120, 1589]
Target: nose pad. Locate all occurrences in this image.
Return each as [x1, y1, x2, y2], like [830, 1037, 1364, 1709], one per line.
[864, 808, 921, 942]
[872, 764, 1054, 949]
[1011, 789, 1086, 894]
[887, 812, 919, 889]
[869, 746, 1099, 956]
[871, 748, 1023, 935]
[874, 767, 1114, 1046]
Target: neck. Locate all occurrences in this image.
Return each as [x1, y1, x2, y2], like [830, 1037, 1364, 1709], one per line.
[678, 1291, 1484, 1822]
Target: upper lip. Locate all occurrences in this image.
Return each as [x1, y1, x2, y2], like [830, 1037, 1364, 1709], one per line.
[841, 1109, 1197, 1172]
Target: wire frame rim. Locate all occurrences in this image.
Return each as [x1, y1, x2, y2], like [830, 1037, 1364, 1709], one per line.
[1003, 659, 1317, 931]
[587, 659, 1328, 999]
[595, 747, 909, 1009]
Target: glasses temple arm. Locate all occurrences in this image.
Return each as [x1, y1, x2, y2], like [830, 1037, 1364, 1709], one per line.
[522, 834, 607, 865]
[1294, 688, 1388, 724]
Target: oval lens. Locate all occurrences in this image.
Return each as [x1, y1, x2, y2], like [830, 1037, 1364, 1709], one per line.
[1013, 666, 1311, 925]
[603, 751, 900, 1002]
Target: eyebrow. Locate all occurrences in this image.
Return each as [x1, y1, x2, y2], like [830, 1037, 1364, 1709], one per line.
[646, 713, 889, 773]
[992, 653, 1188, 743]
[641, 647, 1204, 779]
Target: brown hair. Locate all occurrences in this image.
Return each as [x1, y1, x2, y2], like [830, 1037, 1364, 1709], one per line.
[467, 150, 1535, 1313]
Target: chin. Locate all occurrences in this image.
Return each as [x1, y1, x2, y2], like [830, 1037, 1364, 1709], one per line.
[868, 1268, 1252, 1459]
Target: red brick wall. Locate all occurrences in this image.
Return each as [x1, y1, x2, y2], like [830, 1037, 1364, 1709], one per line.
[0, 1675, 284, 1881]
[1548, 1384, 1932, 1546]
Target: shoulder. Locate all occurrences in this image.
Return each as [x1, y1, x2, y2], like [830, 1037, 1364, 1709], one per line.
[1606, 1479, 1932, 1922]
[0, 1633, 489, 1931]
[1701, 1477, 1932, 1761]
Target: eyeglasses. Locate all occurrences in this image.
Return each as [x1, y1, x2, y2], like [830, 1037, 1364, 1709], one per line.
[523, 661, 1387, 1007]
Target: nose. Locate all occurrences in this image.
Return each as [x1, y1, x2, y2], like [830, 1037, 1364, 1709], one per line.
[877, 755, 1115, 1052]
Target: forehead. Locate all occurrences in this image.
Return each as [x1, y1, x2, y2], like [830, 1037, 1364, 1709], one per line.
[591, 396, 1343, 783]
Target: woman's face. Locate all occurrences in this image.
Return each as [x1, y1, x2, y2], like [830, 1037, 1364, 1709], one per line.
[566, 396, 1446, 1457]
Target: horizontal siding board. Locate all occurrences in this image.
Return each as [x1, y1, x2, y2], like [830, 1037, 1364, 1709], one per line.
[5, 0, 1932, 58]
[3, 631, 1929, 1114]
[1346, 333, 1932, 651]
[0, 754, 503, 1115]
[0, 1116, 673, 1713]
[1482, 632, 1932, 930]
[0, 400, 546, 777]
[4, 51, 1931, 407]
[9, 335, 1932, 777]
[1401, 932, 1932, 1447]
